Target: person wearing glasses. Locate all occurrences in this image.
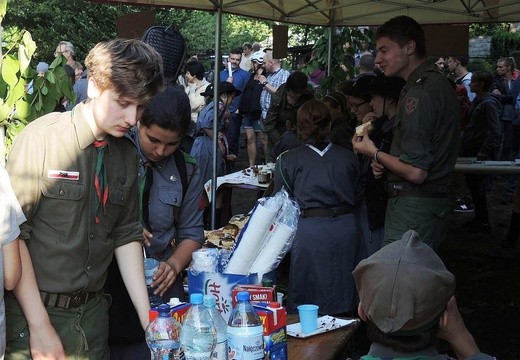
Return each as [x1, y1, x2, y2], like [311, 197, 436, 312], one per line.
[352, 16, 460, 251]
[54, 40, 76, 66]
[344, 74, 376, 125]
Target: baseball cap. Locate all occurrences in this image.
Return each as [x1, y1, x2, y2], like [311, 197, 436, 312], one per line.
[353, 230, 455, 334]
[345, 74, 375, 99]
[369, 74, 405, 101]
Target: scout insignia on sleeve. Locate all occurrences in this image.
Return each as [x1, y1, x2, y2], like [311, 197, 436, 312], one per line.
[48, 170, 80, 180]
[405, 97, 419, 114]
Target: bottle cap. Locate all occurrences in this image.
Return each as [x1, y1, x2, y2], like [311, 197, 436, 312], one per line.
[169, 297, 181, 306]
[157, 303, 171, 317]
[237, 291, 251, 302]
[203, 295, 216, 308]
[190, 293, 204, 305]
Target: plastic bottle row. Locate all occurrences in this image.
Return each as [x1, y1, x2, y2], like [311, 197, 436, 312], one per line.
[146, 291, 264, 360]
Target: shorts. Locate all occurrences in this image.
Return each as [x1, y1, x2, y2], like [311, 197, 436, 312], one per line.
[242, 115, 262, 132]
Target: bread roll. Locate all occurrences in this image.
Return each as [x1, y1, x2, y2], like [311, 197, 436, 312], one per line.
[356, 121, 373, 136]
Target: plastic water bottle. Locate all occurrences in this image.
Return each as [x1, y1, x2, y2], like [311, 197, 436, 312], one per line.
[180, 293, 217, 360]
[145, 304, 183, 360]
[227, 291, 264, 360]
[203, 295, 228, 360]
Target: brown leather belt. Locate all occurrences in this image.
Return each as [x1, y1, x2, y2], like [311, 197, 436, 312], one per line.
[40, 290, 99, 310]
[301, 205, 353, 218]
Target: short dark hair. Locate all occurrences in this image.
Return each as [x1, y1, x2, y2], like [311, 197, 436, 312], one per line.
[185, 61, 205, 80]
[140, 85, 191, 136]
[230, 47, 243, 57]
[242, 42, 252, 50]
[376, 16, 427, 58]
[297, 99, 331, 143]
[471, 71, 494, 92]
[366, 320, 438, 353]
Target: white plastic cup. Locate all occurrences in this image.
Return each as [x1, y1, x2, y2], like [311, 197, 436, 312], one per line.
[297, 304, 319, 334]
[277, 292, 283, 305]
[144, 258, 159, 286]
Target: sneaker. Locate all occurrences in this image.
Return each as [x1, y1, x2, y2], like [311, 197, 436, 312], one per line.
[453, 199, 474, 213]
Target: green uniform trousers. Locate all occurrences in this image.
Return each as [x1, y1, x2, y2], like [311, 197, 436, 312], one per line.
[5, 292, 111, 360]
[384, 196, 451, 251]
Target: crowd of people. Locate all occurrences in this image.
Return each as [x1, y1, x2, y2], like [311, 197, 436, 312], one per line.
[1, 13, 513, 360]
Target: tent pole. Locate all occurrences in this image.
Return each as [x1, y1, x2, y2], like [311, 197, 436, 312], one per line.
[327, 23, 333, 77]
[210, 0, 222, 230]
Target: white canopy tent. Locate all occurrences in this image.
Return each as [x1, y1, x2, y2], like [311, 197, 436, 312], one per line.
[96, 0, 520, 26]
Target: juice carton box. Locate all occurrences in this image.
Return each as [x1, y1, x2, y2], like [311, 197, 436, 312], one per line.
[254, 302, 288, 360]
[149, 299, 191, 324]
[232, 284, 277, 307]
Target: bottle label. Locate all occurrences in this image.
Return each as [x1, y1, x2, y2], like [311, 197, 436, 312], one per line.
[211, 341, 227, 360]
[227, 326, 264, 360]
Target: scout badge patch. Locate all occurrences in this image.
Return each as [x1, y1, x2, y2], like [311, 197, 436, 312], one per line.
[405, 97, 419, 114]
[48, 170, 79, 180]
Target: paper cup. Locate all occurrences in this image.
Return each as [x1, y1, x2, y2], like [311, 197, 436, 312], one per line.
[277, 292, 284, 305]
[297, 304, 319, 334]
[144, 258, 159, 286]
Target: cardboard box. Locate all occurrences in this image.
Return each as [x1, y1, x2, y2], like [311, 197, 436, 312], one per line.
[187, 270, 259, 321]
[232, 285, 277, 307]
[255, 303, 288, 360]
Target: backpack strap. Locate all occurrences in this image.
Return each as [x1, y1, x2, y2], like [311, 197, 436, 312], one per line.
[172, 149, 193, 224]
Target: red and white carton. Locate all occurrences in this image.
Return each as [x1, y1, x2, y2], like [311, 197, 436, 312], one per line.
[254, 302, 288, 360]
[232, 284, 276, 307]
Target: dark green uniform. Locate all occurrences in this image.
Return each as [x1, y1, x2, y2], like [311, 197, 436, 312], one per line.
[384, 60, 460, 250]
[5, 101, 142, 359]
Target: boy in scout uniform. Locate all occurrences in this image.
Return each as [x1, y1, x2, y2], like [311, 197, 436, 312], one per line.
[353, 16, 460, 251]
[5, 39, 164, 359]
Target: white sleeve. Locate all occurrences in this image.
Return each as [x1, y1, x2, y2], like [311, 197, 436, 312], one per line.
[0, 166, 27, 245]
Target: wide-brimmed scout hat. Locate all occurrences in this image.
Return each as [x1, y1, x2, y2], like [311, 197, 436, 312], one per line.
[369, 74, 405, 101]
[200, 81, 242, 97]
[344, 74, 375, 99]
[352, 230, 456, 334]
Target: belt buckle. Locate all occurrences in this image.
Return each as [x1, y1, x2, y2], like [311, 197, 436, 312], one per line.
[71, 292, 85, 308]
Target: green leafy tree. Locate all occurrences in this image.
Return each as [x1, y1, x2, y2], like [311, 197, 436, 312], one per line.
[302, 26, 373, 96]
[0, 0, 75, 159]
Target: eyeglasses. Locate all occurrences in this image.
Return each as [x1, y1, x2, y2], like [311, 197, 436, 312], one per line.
[348, 100, 369, 110]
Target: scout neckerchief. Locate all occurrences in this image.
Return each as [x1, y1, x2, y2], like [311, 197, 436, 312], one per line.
[93, 140, 108, 224]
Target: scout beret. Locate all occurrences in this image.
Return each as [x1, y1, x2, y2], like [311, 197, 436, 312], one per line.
[352, 230, 456, 334]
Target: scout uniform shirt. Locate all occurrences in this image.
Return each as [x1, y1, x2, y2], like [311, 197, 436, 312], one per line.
[128, 128, 204, 259]
[387, 60, 460, 189]
[6, 101, 142, 294]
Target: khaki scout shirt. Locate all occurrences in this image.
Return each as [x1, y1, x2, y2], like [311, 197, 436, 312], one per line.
[6, 101, 142, 293]
[387, 60, 461, 187]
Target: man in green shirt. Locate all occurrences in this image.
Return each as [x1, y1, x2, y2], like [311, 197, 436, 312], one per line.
[353, 16, 460, 250]
[5, 39, 163, 359]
